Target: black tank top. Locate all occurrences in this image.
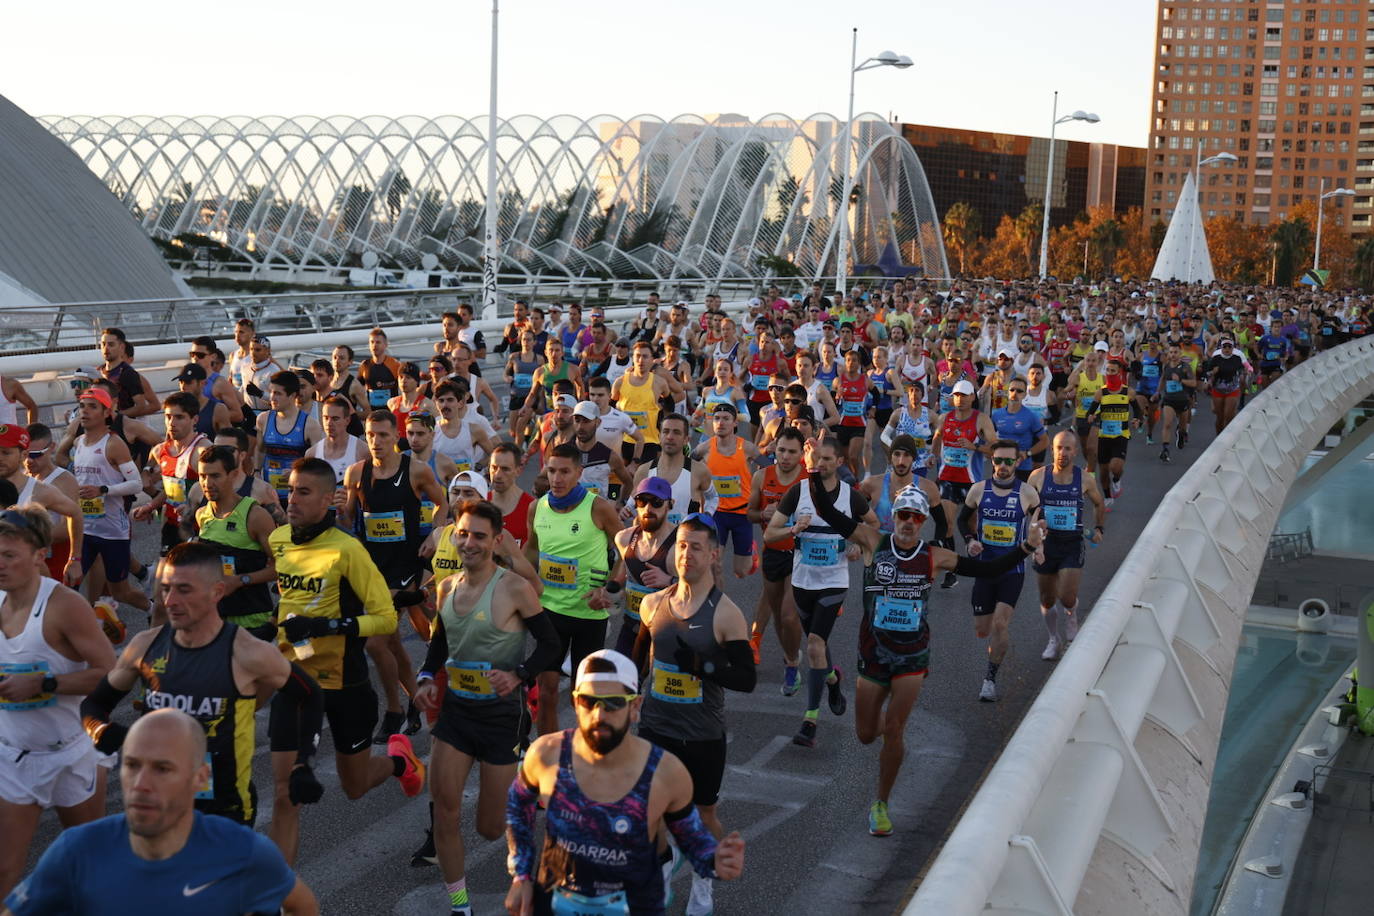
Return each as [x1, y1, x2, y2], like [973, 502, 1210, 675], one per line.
[358, 454, 424, 576]
[622, 526, 676, 623]
[639, 586, 726, 741]
[140, 623, 257, 823]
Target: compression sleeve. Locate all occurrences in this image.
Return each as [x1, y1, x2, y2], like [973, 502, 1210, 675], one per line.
[506, 770, 540, 879]
[931, 501, 950, 542]
[809, 479, 859, 538]
[80, 675, 131, 751]
[703, 640, 756, 692]
[957, 503, 977, 541]
[420, 617, 449, 681]
[664, 804, 720, 879]
[954, 544, 1031, 578]
[518, 610, 562, 679]
[277, 663, 325, 764]
[103, 461, 143, 497]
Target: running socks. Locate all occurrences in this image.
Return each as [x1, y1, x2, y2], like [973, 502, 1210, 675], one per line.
[985, 661, 1000, 683]
[807, 667, 831, 714]
[1040, 603, 1058, 637]
[447, 879, 470, 914]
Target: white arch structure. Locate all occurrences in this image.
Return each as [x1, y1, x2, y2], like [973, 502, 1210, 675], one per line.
[42, 113, 948, 283]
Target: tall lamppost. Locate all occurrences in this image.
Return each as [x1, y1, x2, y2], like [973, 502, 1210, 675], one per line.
[1187, 148, 1237, 282]
[481, 0, 500, 320]
[1315, 177, 1356, 271]
[835, 29, 910, 297]
[1038, 92, 1099, 279]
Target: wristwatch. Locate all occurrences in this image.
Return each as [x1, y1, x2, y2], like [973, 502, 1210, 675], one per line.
[239, 574, 252, 587]
[41, 675, 58, 694]
[99, 485, 109, 495]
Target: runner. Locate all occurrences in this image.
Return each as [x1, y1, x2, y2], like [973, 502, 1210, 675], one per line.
[186, 336, 245, 425]
[632, 413, 713, 528]
[267, 458, 426, 865]
[519, 338, 581, 433]
[745, 427, 806, 685]
[959, 440, 1041, 702]
[693, 404, 762, 579]
[1028, 431, 1107, 659]
[631, 515, 754, 916]
[990, 380, 1048, 482]
[611, 477, 678, 657]
[932, 379, 996, 589]
[1133, 337, 1163, 444]
[572, 401, 633, 501]
[832, 347, 872, 479]
[1065, 349, 1105, 469]
[180, 426, 287, 532]
[764, 435, 874, 748]
[255, 371, 322, 502]
[0, 505, 114, 900]
[1255, 319, 1292, 389]
[1207, 339, 1247, 434]
[414, 499, 559, 916]
[859, 434, 944, 543]
[81, 542, 325, 830]
[1158, 342, 1196, 461]
[505, 328, 541, 440]
[524, 443, 622, 735]
[504, 650, 745, 915]
[21, 425, 82, 584]
[358, 327, 403, 412]
[190, 446, 278, 641]
[1091, 358, 1138, 503]
[433, 379, 496, 474]
[306, 394, 366, 501]
[341, 411, 448, 742]
[613, 341, 682, 466]
[329, 344, 369, 415]
[809, 484, 1046, 835]
[487, 444, 536, 547]
[586, 377, 644, 490]
[0, 427, 82, 591]
[880, 381, 935, 477]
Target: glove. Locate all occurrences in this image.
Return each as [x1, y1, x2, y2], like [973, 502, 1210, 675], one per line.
[245, 382, 263, 399]
[393, 589, 425, 609]
[94, 721, 129, 755]
[288, 763, 324, 805]
[672, 636, 703, 678]
[282, 615, 334, 643]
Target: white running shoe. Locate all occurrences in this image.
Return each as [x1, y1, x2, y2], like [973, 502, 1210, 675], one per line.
[979, 678, 998, 702]
[662, 844, 684, 909]
[560, 650, 572, 678]
[686, 873, 714, 916]
[1064, 611, 1079, 642]
[1041, 636, 1060, 660]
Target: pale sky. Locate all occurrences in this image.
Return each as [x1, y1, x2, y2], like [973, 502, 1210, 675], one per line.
[2, 0, 1157, 148]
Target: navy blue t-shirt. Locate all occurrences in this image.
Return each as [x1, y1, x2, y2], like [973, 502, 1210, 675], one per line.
[5, 812, 296, 915]
[991, 406, 1047, 471]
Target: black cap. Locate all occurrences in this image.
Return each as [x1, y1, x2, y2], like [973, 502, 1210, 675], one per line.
[173, 363, 207, 383]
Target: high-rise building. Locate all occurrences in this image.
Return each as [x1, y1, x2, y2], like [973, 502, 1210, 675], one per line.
[1146, 0, 1366, 236]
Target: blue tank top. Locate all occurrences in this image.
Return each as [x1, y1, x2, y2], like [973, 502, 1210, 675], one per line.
[1136, 355, 1160, 394]
[869, 368, 895, 410]
[1039, 465, 1083, 540]
[262, 410, 309, 498]
[815, 361, 839, 387]
[895, 406, 933, 468]
[977, 480, 1027, 573]
[875, 471, 895, 533]
[406, 449, 439, 536]
[703, 385, 734, 410]
[201, 371, 222, 403]
[541, 731, 665, 913]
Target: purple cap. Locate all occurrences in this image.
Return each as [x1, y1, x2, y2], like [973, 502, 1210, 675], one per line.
[633, 476, 673, 501]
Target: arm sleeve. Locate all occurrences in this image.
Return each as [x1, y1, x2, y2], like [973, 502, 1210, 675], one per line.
[702, 640, 756, 692]
[241, 834, 298, 915]
[954, 545, 1030, 578]
[103, 461, 143, 497]
[506, 770, 540, 879]
[344, 542, 398, 637]
[277, 663, 325, 764]
[80, 675, 131, 752]
[518, 611, 562, 679]
[664, 804, 720, 879]
[957, 503, 977, 541]
[420, 616, 449, 680]
[809, 480, 858, 538]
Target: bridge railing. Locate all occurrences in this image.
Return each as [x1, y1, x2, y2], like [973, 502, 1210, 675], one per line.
[904, 336, 1374, 916]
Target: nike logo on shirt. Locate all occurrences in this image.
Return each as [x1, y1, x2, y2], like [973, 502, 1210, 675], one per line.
[183, 880, 217, 897]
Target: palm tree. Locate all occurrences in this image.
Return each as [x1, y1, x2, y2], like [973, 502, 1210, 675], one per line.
[1271, 217, 1313, 287]
[1013, 203, 1043, 276]
[1089, 219, 1127, 277]
[1353, 236, 1374, 291]
[942, 202, 981, 276]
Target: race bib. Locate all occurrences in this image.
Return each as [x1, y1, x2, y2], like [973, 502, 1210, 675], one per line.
[650, 660, 703, 704]
[1142, 364, 1159, 378]
[454, 456, 473, 473]
[0, 662, 55, 711]
[1100, 419, 1123, 436]
[419, 500, 437, 532]
[265, 459, 290, 495]
[666, 509, 683, 526]
[1043, 505, 1078, 532]
[624, 581, 654, 621]
[712, 475, 741, 498]
[445, 660, 496, 700]
[514, 372, 533, 390]
[981, 522, 1017, 546]
[1165, 380, 1183, 394]
[551, 887, 629, 916]
[750, 373, 770, 390]
[842, 399, 865, 417]
[162, 475, 187, 505]
[220, 555, 236, 577]
[626, 409, 648, 431]
[368, 388, 389, 408]
[539, 552, 578, 590]
[799, 535, 840, 567]
[80, 496, 105, 521]
[942, 446, 970, 469]
[873, 596, 924, 632]
[195, 751, 215, 800]
[363, 510, 406, 543]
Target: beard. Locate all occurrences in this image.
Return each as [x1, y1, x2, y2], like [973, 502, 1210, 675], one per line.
[581, 718, 630, 755]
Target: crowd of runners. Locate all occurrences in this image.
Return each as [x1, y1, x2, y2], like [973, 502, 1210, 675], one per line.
[0, 276, 1369, 915]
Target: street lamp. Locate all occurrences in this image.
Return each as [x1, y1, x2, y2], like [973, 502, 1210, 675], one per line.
[1038, 92, 1099, 279]
[1315, 177, 1356, 271]
[835, 29, 911, 297]
[481, 0, 500, 320]
[1186, 148, 1238, 282]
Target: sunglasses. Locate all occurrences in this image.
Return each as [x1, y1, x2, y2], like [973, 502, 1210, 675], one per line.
[894, 509, 925, 521]
[784, 398, 803, 405]
[573, 692, 637, 712]
[991, 456, 1019, 466]
[26, 449, 48, 460]
[189, 350, 209, 359]
[634, 494, 666, 508]
[768, 385, 785, 392]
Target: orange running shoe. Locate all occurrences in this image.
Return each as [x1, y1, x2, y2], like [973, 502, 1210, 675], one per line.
[748, 632, 763, 666]
[93, 597, 125, 645]
[387, 734, 426, 797]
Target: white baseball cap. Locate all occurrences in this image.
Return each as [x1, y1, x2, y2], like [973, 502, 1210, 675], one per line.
[448, 470, 489, 499]
[554, 394, 578, 410]
[952, 379, 976, 395]
[573, 400, 600, 420]
[997, 346, 1015, 358]
[1093, 341, 1110, 352]
[575, 649, 640, 694]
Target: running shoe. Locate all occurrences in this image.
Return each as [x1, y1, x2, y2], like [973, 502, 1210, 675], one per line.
[1145, 434, 1153, 446]
[1064, 611, 1079, 642]
[404, 700, 423, 736]
[749, 632, 763, 666]
[827, 668, 847, 716]
[409, 829, 437, 867]
[748, 544, 759, 577]
[686, 873, 714, 916]
[662, 844, 685, 909]
[1160, 445, 1171, 463]
[940, 571, 958, 589]
[792, 718, 818, 748]
[868, 800, 894, 837]
[978, 678, 998, 702]
[781, 666, 800, 697]
[93, 597, 125, 645]
[388, 733, 426, 797]
[1041, 636, 1060, 660]
[133, 565, 155, 601]
[1111, 479, 1123, 499]
[373, 710, 405, 745]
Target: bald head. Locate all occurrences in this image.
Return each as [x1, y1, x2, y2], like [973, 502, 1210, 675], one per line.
[126, 708, 206, 768]
[1051, 429, 1080, 469]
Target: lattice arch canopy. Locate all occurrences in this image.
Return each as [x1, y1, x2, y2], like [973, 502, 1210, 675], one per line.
[42, 113, 948, 282]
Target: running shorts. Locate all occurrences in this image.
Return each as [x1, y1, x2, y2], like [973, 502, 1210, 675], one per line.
[638, 728, 727, 807]
[1033, 535, 1086, 575]
[433, 694, 524, 766]
[971, 572, 1024, 617]
[270, 681, 378, 756]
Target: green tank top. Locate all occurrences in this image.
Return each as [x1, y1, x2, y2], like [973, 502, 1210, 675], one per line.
[532, 491, 609, 619]
[541, 360, 571, 394]
[195, 497, 272, 628]
[438, 567, 525, 703]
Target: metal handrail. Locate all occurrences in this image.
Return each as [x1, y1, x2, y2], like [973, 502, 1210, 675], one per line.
[904, 336, 1374, 916]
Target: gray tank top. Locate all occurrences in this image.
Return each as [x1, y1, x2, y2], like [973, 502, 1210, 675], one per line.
[639, 587, 725, 741]
[438, 567, 525, 707]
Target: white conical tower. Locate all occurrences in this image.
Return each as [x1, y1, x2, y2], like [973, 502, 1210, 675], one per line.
[1150, 170, 1215, 283]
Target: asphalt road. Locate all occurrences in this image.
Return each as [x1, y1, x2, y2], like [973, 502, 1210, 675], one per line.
[23, 352, 1226, 915]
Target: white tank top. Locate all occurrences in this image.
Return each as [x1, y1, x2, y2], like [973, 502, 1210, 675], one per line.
[0, 377, 18, 426]
[43, 467, 72, 534]
[309, 435, 363, 489]
[1023, 384, 1050, 420]
[900, 354, 928, 385]
[790, 480, 853, 592]
[649, 456, 695, 526]
[1011, 352, 1038, 380]
[805, 379, 826, 417]
[433, 416, 479, 471]
[72, 432, 130, 540]
[0, 578, 87, 750]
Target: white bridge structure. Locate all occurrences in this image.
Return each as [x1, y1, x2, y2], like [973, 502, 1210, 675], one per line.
[905, 335, 1374, 915]
[41, 113, 948, 283]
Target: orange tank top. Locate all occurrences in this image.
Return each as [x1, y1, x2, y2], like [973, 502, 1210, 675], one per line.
[761, 464, 808, 550]
[706, 436, 751, 513]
